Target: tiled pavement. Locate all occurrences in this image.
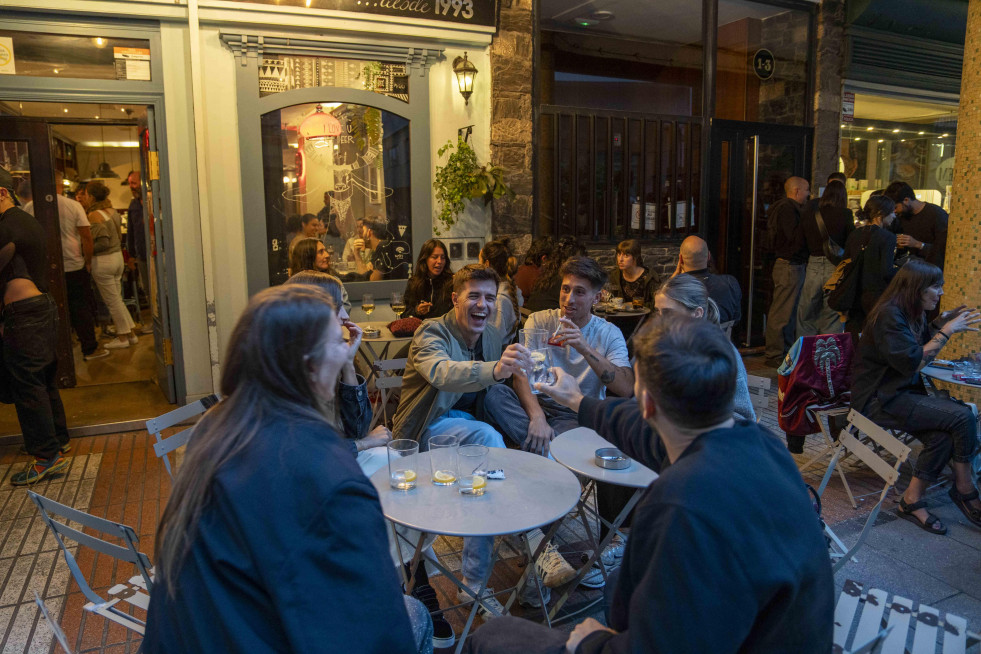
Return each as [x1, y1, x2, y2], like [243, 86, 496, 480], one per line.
[1, 356, 979, 652]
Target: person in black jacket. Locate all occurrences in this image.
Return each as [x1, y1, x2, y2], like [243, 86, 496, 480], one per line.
[764, 176, 810, 365]
[797, 180, 855, 336]
[468, 318, 833, 654]
[145, 285, 432, 654]
[403, 238, 454, 319]
[851, 259, 981, 534]
[841, 195, 898, 341]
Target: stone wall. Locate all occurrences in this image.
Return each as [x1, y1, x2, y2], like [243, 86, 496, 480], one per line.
[812, 0, 845, 188]
[490, 0, 535, 245]
[757, 10, 809, 125]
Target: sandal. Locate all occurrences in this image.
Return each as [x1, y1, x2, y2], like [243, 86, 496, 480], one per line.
[948, 487, 981, 528]
[897, 497, 947, 535]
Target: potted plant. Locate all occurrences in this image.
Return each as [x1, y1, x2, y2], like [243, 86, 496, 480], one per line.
[433, 137, 514, 234]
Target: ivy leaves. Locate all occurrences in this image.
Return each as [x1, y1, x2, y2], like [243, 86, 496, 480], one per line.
[433, 137, 514, 235]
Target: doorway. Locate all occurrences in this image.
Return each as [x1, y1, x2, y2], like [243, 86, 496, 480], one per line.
[706, 119, 811, 348]
[0, 102, 178, 437]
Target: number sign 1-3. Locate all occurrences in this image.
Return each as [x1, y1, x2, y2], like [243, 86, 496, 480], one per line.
[753, 49, 775, 81]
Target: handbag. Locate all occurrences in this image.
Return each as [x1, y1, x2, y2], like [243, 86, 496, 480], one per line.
[815, 210, 844, 265]
[823, 227, 874, 313]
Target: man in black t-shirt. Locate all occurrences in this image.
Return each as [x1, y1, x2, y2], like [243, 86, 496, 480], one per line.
[884, 181, 948, 271]
[0, 166, 71, 485]
[673, 235, 742, 324]
[764, 176, 810, 365]
[363, 218, 411, 280]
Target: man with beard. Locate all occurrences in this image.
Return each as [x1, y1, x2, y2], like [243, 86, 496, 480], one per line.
[884, 181, 948, 271]
[764, 176, 810, 365]
[392, 264, 533, 634]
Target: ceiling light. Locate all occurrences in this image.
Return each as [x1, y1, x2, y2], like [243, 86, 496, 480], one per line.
[121, 107, 126, 112]
[63, 108, 68, 113]
[892, 129, 900, 133]
[283, 176, 290, 183]
[95, 37, 105, 47]
[854, 138, 861, 141]
[305, 0, 311, 5]
[918, 131, 925, 135]
[900, 139, 905, 142]
[942, 133, 949, 137]
[840, 124, 845, 128]
[866, 126, 874, 131]
[94, 115, 99, 119]
[877, 139, 883, 143]
[53, 69, 59, 74]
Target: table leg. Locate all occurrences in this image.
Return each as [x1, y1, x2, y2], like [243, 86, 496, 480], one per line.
[392, 525, 429, 595]
[547, 487, 643, 622]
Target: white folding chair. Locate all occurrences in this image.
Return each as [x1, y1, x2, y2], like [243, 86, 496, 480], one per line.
[34, 592, 75, 654]
[145, 394, 219, 479]
[745, 374, 771, 422]
[28, 491, 154, 640]
[370, 359, 405, 429]
[834, 579, 980, 653]
[818, 409, 911, 574]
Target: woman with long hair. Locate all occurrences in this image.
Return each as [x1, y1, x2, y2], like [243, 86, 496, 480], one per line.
[797, 180, 855, 336]
[290, 238, 351, 312]
[403, 238, 453, 319]
[852, 260, 981, 534]
[524, 235, 586, 312]
[480, 238, 520, 341]
[80, 181, 136, 350]
[145, 285, 432, 653]
[840, 195, 898, 339]
[610, 239, 660, 308]
[514, 235, 554, 299]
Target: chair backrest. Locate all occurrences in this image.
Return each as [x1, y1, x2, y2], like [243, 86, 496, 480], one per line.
[28, 491, 153, 635]
[146, 393, 219, 479]
[835, 579, 976, 653]
[745, 374, 771, 421]
[371, 358, 407, 429]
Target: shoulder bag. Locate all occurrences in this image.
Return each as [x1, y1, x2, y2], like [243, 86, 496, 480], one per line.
[823, 227, 874, 313]
[815, 209, 845, 265]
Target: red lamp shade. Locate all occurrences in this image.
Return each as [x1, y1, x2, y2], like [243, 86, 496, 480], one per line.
[300, 104, 342, 140]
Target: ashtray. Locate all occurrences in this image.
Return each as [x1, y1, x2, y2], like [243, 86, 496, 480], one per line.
[594, 447, 630, 470]
[362, 327, 381, 339]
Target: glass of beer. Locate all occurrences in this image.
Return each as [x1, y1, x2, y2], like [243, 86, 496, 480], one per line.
[429, 435, 458, 485]
[388, 439, 419, 490]
[362, 293, 375, 317]
[631, 297, 645, 310]
[391, 291, 406, 319]
[458, 444, 488, 496]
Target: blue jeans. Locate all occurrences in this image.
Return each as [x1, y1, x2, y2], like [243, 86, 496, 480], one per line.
[484, 384, 579, 451]
[796, 255, 843, 337]
[425, 411, 506, 584]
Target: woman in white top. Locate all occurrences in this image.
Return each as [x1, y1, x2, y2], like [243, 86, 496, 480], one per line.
[77, 181, 136, 350]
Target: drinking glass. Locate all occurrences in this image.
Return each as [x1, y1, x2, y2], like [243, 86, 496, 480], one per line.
[631, 297, 645, 309]
[429, 434, 458, 485]
[528, 347, 556, 394]
[362, 293, 375, 317]
[391, 291, 406, 319]
[611, 297, 624, 310]
[519, 328, 548, 350]
[388, 439, 419, 490]
[458, 444, 488, 496]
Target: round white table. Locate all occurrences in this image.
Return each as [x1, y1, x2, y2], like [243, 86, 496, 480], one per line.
[922, 363, 981, 388]
[370, 448, 581, 651]
[547, 427, 657, 620]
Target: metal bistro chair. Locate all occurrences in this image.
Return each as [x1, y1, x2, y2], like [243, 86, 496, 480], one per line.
[818, 409, 911, 574]
[834, 579, 980, 653]
[370, 358, 406, 429]
[28, 491, 154, 641]
[145, 393, 219, 479]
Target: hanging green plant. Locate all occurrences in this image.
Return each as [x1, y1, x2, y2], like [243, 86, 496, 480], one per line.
[433, 137, 514, 235]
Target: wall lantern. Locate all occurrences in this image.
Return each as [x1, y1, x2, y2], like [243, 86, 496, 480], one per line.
[452, 52, 478, 105]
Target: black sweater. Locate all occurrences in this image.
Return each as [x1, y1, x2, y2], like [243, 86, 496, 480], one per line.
[843, 225, 896, 314]
[577, 420, 834, 654]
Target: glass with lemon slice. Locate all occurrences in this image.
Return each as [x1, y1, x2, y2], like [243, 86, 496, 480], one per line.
[388, 439, 419, 490]
[428, 434, 459, 486]
[458, 444, 488, 496]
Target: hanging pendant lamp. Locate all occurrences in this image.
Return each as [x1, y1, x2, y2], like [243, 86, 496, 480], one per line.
[92, 125, 119, 179]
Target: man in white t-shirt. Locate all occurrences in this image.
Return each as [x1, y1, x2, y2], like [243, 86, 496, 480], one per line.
[487, 256, 633, 454]
[25, 174, 107, 360]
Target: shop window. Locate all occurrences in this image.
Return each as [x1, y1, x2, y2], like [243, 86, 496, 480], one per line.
[259, 56, 409, 102]
[261, 102, 413, 286]
[0, 31, 151, 81]
[839, 93, 957, 210]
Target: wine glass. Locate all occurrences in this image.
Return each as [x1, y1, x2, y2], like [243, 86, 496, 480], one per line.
[391, 291, 406, 319]
[362, 293, 375, 317]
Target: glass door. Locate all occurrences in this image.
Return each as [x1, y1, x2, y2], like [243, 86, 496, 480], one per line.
[0, 117, 74, 386]
[707, 120, 810, 348]
[138, 108, 176, 402]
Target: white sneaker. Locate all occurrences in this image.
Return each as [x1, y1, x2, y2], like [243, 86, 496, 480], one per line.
[127, 332, 139, 345]
[578, 563, 606, 589]
[536, 542, 577, 588]
[600, 534, 627, 568]
[517, 578, 551, 609]
[104, 339, 131, 350]
[457, 584, 507, 620]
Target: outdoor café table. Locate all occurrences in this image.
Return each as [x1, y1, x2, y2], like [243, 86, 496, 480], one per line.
[369, 448, 581, 653]
[593, 306, 651, 342]
[547, 426, 658, 621]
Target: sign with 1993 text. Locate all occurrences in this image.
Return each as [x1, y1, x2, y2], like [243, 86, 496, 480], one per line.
[232, 0, 498, 29]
